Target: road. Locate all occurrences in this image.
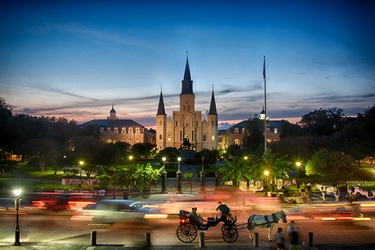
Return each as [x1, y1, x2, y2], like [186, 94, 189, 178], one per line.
[0, 207, 374, 248]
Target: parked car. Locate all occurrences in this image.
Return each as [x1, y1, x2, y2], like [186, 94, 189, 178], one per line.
[88, 200, 161, 224]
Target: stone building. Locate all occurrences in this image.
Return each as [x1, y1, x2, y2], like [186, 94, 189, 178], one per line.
[218, 119, 285, 150]
[156, 57, 218, 151]
[82, 105, 154, 145]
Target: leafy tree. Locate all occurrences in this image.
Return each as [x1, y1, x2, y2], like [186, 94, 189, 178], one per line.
[305, 148, 356, 186]
[194, 149, 219, 166]
[131, 143, 155, 159]
[0, 98, 14, 151]
[279, 121, 304, 138]
[130, 163, 163, 192]
[0, 151, 17, 176]
[219, 156, 249, 188]
[20, 138, 58, 171]
[299, 107, 346, 136]
[219, 149, 291, 189]
[154, 147, 181, 164]
[70, 136, 103, 177]
[242, 118, 264, 153]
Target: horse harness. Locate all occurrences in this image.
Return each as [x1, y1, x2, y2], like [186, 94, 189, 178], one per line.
[249, 212, 282, 228]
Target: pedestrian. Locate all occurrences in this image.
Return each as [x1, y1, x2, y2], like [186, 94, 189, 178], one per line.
[287, 225, 299, 250]
[274, 227, 286, 250]
[287, 220, 296, 233]
[216, 201, 230, 220]
[300, 182, 306, 196]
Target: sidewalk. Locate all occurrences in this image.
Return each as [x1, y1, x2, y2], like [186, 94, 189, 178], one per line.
[0, 242, 320, 250]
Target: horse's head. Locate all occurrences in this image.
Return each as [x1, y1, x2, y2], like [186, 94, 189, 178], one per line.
[279, 210, 287, 223]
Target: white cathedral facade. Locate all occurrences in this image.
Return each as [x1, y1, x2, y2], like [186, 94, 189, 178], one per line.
[156, 58, 218, 151]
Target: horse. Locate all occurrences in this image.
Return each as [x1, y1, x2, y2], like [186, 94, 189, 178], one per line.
[315, 184, 340, 202]
[247, 210, 287, 241]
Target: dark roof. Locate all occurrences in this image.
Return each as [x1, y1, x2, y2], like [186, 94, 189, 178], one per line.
[81, 119, 144, 128]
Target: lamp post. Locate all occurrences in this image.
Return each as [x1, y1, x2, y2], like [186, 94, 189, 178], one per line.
[161, 157, 167, 193]
[264, 170, 269, 197]
[129, 155, 133, 163]
[13, 189, 21, 246]
[79, 161, 84, 177]
[176, 157, 182, 193]
[200, 156, 206, 192]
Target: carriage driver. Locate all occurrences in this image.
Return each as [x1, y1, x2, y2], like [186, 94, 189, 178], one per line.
[216, 201, 230, 220]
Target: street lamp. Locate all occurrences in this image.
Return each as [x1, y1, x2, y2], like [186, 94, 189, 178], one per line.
[13, 189, 21, 246]
[161, 157, 167, 193]
[129, 155, 133, 162]
[200, 156, 206, 192]
[79, 161, 84, 177]
[176, 157, 182, 193]
[264, 170, 269, 197]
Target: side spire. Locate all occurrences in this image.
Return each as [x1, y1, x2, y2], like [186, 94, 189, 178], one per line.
[157, 90, 166, 115]
[208, 84, 217, 115]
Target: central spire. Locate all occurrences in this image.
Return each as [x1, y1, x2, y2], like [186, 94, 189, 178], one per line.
[181, 56, 193, 94]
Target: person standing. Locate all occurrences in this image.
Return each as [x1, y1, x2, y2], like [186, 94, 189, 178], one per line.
[287, 225, 299, 250]
[287, 221, 296, 233]
[274, 227, 286, 250]
[216, 201, 230, 220]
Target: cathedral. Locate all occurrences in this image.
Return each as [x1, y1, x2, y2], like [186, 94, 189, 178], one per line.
[156, 57, 218, 151]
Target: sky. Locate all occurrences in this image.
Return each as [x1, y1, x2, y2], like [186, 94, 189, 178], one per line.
[1, 0, 374, 129]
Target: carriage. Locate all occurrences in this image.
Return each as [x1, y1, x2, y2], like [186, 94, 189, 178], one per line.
[176, 209, 287, 243]
[176, 210, 239, 243]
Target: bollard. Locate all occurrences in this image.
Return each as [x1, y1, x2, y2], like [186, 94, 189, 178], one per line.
[145, 232, 151, 247]
[308, 232, 313, 247]
[91, 231, 97, 246]
[253, 232, 259, 247]
[199, 231, 205, 247]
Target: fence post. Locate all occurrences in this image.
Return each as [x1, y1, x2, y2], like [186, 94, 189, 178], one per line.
[91, 231, 97, 246]
[145, 232, 151, 247]
[199, 231, 205, 247]
[253, 232, 259, 247]
[308, 232, 313, 247]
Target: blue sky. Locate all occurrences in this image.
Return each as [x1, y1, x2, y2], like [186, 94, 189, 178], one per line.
[1, 0, 374, 129]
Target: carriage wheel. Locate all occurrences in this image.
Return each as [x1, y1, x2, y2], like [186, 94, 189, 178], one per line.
[222, 227, 238, 243]
[176, 224, 197, 243]
[221, 223, 237, 232]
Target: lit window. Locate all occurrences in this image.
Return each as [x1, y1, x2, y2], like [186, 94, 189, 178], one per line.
[242, 128, 245, 133]
[100, 127, 104, 133]
[136, 127, 140, 133]
[129, 127, 133, 133]
[135, 139, 140, 143]
[234, 139, 240, 145]
[234, 128, 239, 133]
[107, 127, 111, 131]
[114, 127, 118, 133]
[211, 135, 215, 140]
[274, 128, 278, 134]
[121, 127, 126, 133]
[168, 135, 171, 141]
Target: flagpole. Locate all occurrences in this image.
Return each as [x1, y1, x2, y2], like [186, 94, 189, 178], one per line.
[263, 56, 267, 155]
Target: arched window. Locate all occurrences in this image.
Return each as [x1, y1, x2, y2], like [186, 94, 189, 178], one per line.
[121, 127, 126, 133]
[159, 134, 162, 140]
[129, 127, 134, 133]
[135, 127, 140, 133]
[234, 139, 240, 145]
